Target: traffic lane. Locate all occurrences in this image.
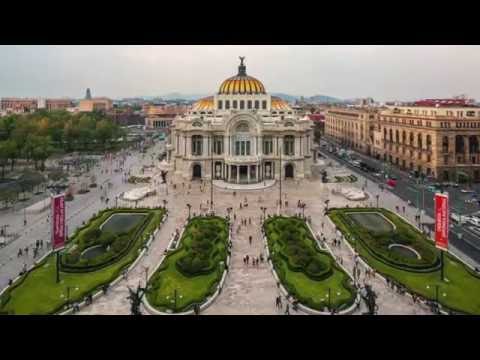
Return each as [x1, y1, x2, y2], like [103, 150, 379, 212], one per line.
[321, 149, 480, 263]
[324, 147, 479, 216]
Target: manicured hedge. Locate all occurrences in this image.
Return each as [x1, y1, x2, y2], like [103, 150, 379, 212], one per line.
[60, 211, 154, 273]
[329, 208, 439, 272]
[146, 216, 228, 313]
[264, 216, 356, 312]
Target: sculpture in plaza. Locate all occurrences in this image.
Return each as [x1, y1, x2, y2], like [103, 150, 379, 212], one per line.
[127, 284, 148, 315]
[161, 170, 168, 184]
[361, 284, 378, 315]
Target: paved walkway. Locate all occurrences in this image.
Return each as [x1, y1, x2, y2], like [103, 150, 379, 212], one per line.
[203, 191, 285, 315]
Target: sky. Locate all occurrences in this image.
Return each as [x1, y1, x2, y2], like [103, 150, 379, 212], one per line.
[1, 45, 480, 101]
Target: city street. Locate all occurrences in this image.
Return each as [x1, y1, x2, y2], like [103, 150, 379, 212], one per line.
[0, 140, 166, 288]
[320, 138, 480, 266]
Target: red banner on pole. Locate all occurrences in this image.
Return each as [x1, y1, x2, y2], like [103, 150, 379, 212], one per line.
[434, 192, 449, 250]
[51, 194, 66, 250]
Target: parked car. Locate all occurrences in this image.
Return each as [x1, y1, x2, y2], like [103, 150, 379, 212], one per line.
[467, 216, 480, 227]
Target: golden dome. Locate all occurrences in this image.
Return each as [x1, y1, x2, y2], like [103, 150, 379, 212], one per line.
[271, 96, 292, 111]
[218, 57, 266, 95]
[192, 96, 214, 111]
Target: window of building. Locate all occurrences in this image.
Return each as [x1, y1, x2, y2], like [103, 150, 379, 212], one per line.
[233, 100, 238, 109]
[225, 100, 230, 110]
[217, 100, 223, 110]
[262, 100, 267, 109]
[213, 136, 223, 155]
[444, 155, 449, 164]
[263, 136, 273, 155]
[192, 135, 203, 156]
[247, 100, 252, 109]
[254, 100, 259, 109]
[284, 135, 295, 156]
[240, 100, 245, 110]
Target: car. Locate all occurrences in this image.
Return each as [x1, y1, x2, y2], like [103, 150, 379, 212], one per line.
[467, 216, 480, 227]
[461, 189, 475, 193]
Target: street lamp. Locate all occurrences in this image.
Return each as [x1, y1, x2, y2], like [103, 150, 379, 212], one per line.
[279, 143, 283, 212]
[143, 266, 149, 289]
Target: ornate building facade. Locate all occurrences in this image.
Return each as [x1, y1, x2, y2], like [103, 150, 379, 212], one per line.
[168, 58, 314, 183]
[373, 105, 480, 182]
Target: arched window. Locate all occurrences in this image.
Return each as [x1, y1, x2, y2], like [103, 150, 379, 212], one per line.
[426, 135, 432, 150]
[225, 100, 230, 110]
[247, 100, 252, 109]
[402, 131, 406, 144]
[395, 130, 399, 144]
[233, 100, 238, 109]
[262, 100, 267, 109]
[240, 100, 245, 110]
[389, 129, 393, 141]
[284, 135, 295, 156]
[417, 133, 423, 149]
[410, 132, 414, 145]
[254, 100, 260, 109]
[192, 135, 203, 156]
[217, 100, 223, 110]
[234, 122, 251, 156]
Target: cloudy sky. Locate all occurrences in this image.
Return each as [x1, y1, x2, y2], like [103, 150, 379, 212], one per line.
[0, 45, 479, 101]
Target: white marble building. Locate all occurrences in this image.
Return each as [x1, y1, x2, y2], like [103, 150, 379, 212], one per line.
[167, 58, 314, 183]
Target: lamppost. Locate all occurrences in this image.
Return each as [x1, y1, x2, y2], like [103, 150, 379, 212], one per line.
[301, 203, 306, 219]
[162, 199, 167, 209]
[115, 195, 118, 208]
[186, 203, 191, 220]
[210, 135, 214, 212]
[279, 143, 283, 212]
[143, 266, 149, 288]
[375, 194, 380, 209]
[166, 289, 183, 312]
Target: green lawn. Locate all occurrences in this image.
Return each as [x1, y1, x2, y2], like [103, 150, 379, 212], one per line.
[329, 207, 480, 314]
[264, 216, 356, 312]
[146, 216, 228, 313]
[0, 208, 165, 315]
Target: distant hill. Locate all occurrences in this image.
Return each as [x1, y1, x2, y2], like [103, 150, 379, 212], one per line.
[161, 93, 208, 101]
[306, 95, 344, 104]
[271, 93, 300, 103]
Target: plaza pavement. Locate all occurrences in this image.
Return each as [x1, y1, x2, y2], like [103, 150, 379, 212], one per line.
[77, 162, 434, 315]
[3, 139, 467, 314]
[0, 141, 165, 289]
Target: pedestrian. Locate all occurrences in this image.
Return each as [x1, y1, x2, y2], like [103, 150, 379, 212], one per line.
[246, 255, 249, 265]
[249, 235, 252, 245]
[240, 203, 243, 209]
[25, 247, 29, 256]
[285, 303, 290, 315]
[17, 248, 22, 257]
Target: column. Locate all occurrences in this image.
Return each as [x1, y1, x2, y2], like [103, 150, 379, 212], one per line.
[255, 164, 258, 182]
[248, 165, 251, 184]
[237, 167, 240, 184]
[228, 165, 231, 182]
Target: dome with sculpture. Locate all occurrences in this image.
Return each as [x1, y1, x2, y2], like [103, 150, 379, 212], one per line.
[166, 57, 314, 185]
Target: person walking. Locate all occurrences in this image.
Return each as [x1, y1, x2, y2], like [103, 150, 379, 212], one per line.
[285, 303, 290, 315]
[249, 235, 252, 245]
